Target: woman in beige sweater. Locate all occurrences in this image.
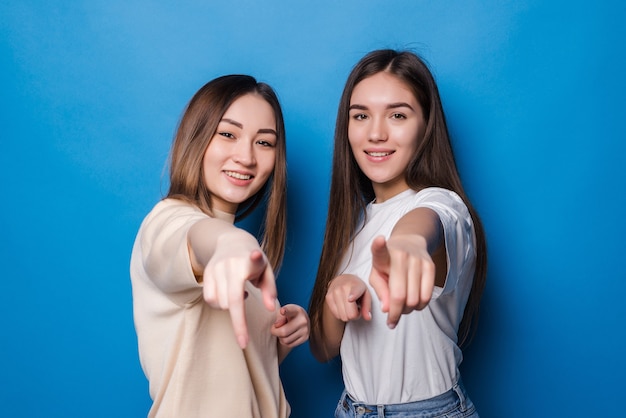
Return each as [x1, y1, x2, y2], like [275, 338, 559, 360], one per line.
[130, 75, 309, 417]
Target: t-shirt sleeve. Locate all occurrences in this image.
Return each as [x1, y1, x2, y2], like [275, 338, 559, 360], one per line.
[135, 200, 208, 296]
[413, 188, 476, 297]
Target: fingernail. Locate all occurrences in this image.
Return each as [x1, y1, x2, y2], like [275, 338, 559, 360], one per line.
[388, 322, 396, 330]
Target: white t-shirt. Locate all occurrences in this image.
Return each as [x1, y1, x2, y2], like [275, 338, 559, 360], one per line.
[130, 198, 289, 418]
[339, 187, 476, 404]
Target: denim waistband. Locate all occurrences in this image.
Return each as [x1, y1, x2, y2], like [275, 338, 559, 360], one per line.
[339, 381, 470, 416]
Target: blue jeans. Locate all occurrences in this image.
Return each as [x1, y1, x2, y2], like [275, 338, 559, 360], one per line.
[334, 381, 479, 418]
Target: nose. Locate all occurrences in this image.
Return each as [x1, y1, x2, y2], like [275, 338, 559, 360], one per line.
[232, 139, 256, 166]
[368, 116, 388, 142]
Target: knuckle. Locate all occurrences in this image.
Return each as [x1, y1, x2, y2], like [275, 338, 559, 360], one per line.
[390, 293, 406, 304]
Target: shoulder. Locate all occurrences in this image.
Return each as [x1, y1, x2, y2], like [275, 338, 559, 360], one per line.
[139, 198, 209, 237]
[414, 187, 463, 206]
[151, 198, 204, 216]
[413, 187, 468, 214]
[149, 198, 205, 219]
[409, 188, 473, 232]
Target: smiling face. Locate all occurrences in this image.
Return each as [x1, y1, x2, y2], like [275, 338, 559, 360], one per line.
[202, 93, 277, 214]
[347, 71, 426, 203]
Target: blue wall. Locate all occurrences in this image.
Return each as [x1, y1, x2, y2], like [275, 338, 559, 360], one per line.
[1, 1, 624, 417]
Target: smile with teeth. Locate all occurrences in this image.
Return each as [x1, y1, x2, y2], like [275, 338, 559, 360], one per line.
[366, 151, 393, 157]
[225, 170, 252, 180]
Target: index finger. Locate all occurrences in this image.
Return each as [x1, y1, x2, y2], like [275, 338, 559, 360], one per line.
[273, 307, 288, 327]
[248, 251, 277, 312]
[369, 268, 390, 313]
[386, 251, 408, 329]
[359, 287, 373, 321]
[258, 264, 277, 312]
[371, 236, 390, 274]
[280, 305, 297, 319]
[228, 283, 249, 349]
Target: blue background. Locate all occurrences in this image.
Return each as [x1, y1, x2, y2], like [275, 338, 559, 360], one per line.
[1, 1, 625, 417]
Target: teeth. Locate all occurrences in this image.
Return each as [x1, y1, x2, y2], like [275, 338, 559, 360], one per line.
[225, 171, 251, 180]
[367, 151, 391, 157]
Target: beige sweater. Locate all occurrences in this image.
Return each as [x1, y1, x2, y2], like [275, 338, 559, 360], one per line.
[130, 199, 289, 417]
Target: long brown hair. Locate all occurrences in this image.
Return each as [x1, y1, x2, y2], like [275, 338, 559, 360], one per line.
[166, 75, 287, 270]
[309, 50, 487, 348]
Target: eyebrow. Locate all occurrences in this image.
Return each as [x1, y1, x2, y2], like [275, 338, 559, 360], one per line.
[258, 128, 278, 135]
[349, 102, 415, 111]
[220, 118, 277, 136]
[221, 118, 243, 128]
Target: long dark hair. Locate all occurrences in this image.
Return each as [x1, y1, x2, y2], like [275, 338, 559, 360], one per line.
[166, 75, 287, 270]
[309, 50, 487, 349]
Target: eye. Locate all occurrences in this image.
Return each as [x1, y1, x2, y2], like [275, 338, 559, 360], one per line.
[256, 139, 275, 148]
[391, 113, 407, 120]
[218, 132, 236, 139]
[352, 113, 368, 121]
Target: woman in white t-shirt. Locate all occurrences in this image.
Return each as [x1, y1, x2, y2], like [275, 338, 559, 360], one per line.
[309, 50, 487, 417]
[130, 75, 309, 417]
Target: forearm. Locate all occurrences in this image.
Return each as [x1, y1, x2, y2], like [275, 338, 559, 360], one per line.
[187, 218, 260, 277]
[309, 303, 345, 362]
[277, 343, 291, 364]
[391, 207, 443, 254]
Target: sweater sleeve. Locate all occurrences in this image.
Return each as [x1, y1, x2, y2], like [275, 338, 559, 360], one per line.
[135, 199, 208, 296]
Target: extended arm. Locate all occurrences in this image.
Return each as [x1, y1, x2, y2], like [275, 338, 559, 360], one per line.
[187, 218, 277, 348]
